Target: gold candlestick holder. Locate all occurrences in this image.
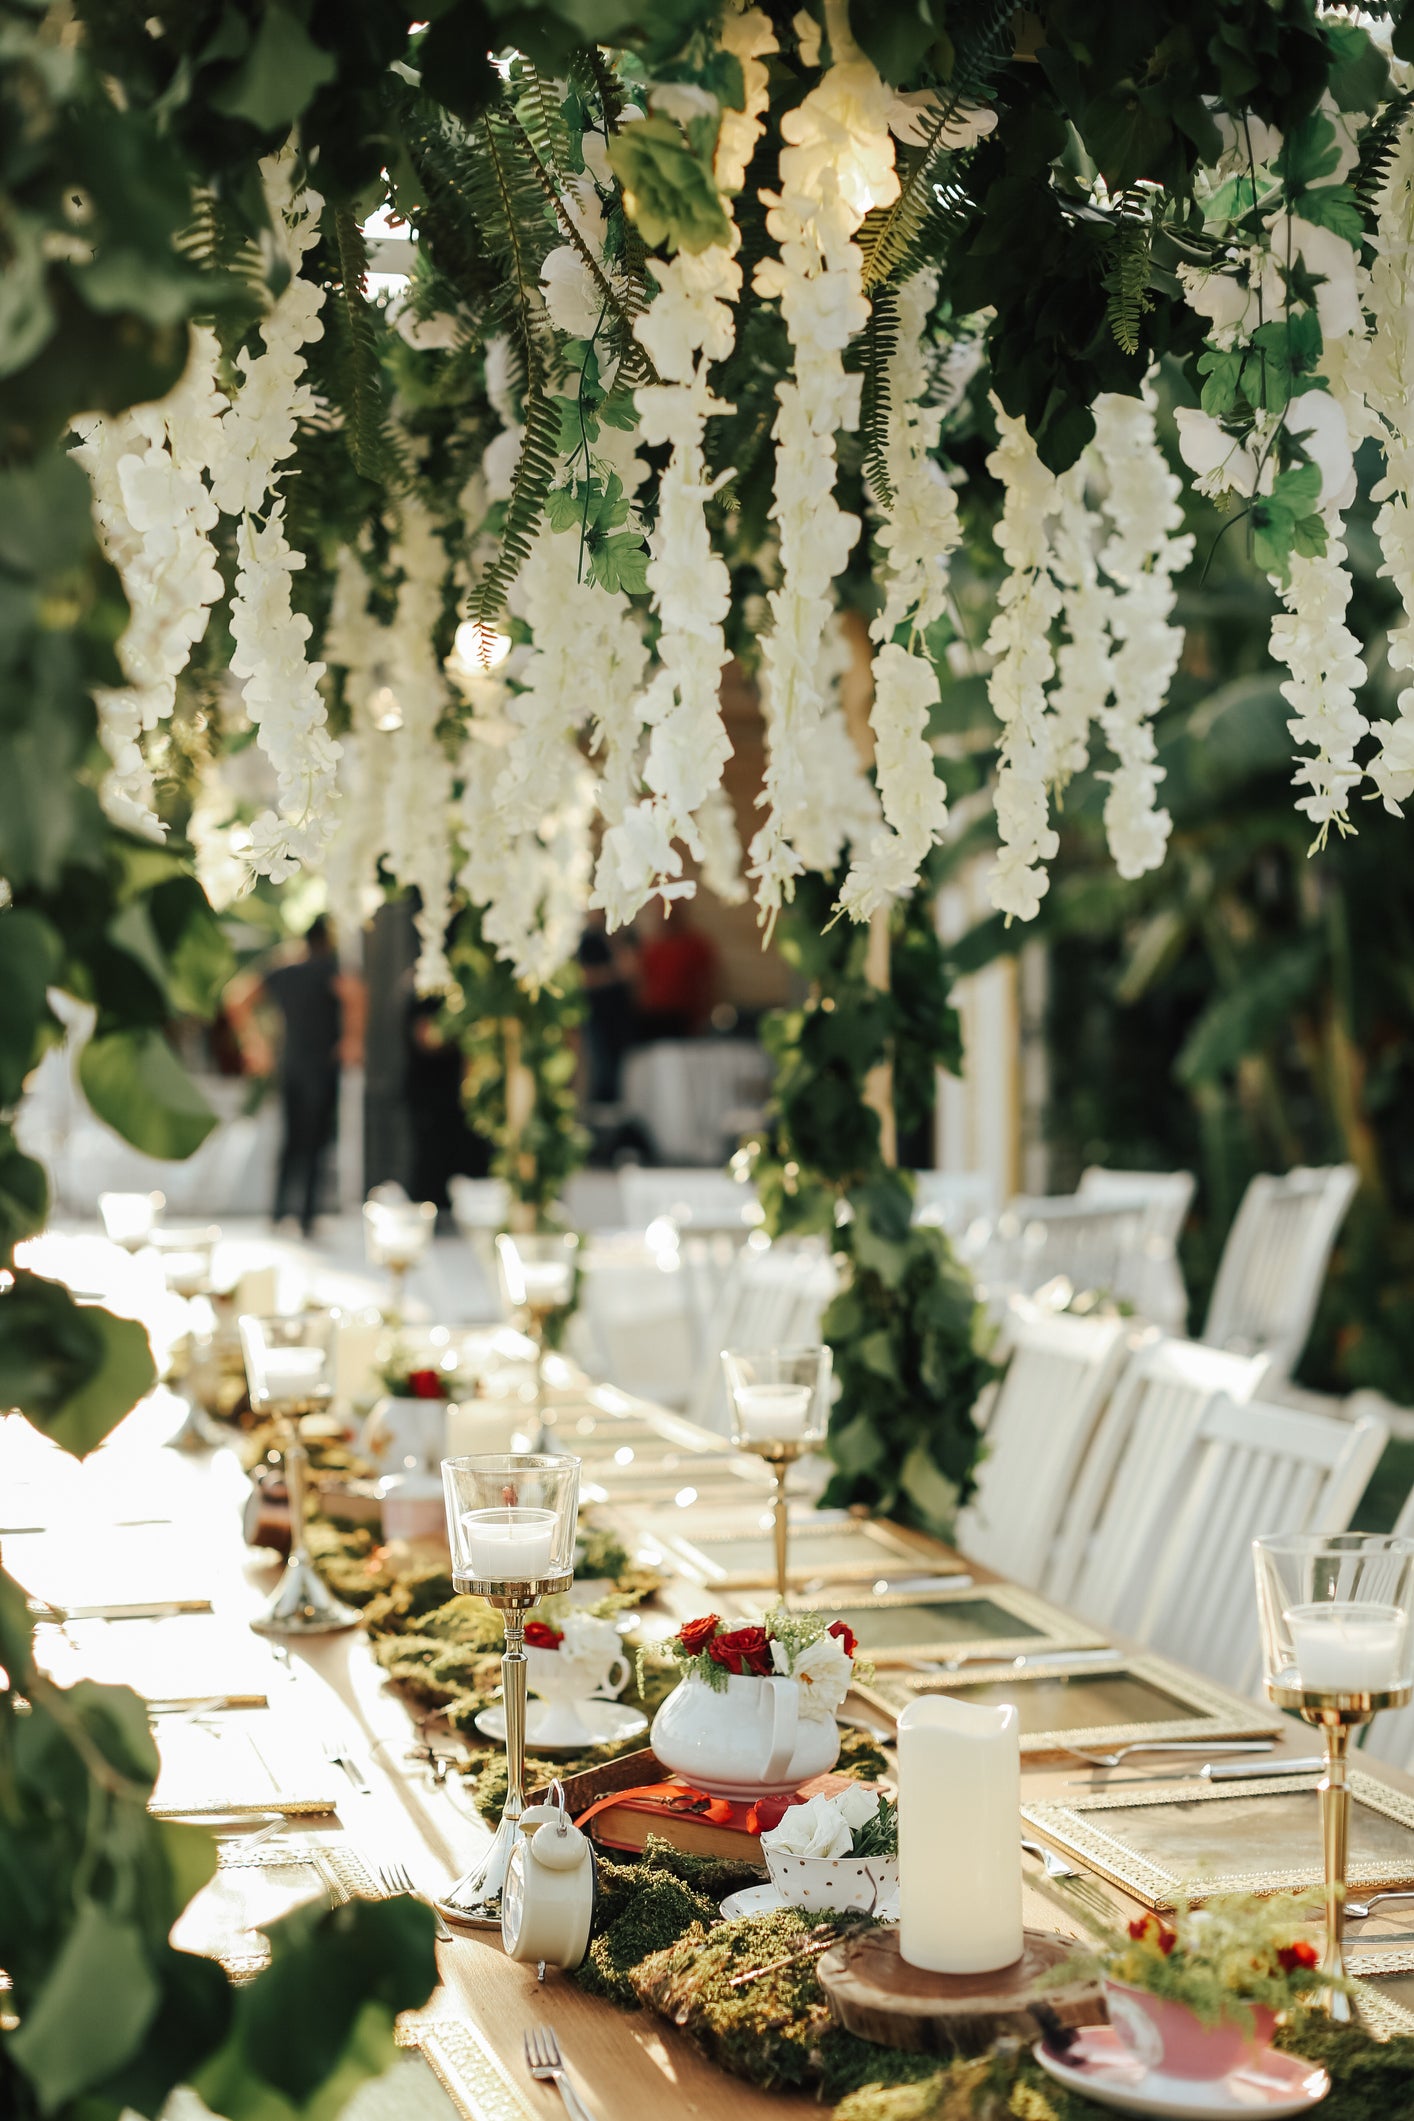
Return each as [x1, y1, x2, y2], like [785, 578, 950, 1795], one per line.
[1255, 1531, 1414, 2022]
[435, 1568, 573, 1926]
[723, 1345, 833, 1607]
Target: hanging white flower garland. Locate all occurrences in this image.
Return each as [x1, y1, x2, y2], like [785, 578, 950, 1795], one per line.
[71, 330, 226, 836]
[749, 0, 898, 929]
[210, 148, 339, 882]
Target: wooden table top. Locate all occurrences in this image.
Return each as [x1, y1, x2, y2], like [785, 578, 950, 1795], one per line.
[9, 1360, 1414, 2121]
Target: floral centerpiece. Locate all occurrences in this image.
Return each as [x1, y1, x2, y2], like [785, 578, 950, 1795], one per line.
[760, 1784, 898, 1915]
[1060, 1893, 1333, 2080]
[648, 1608, 866, 1801]
[377, 1347, 460, 1400]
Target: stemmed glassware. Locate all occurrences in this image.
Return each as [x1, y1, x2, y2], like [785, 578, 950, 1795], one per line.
[239, 1311, 361, 1637]
[722, 1346, 832, 1604]
[99, 1189, 165, 1252]
[495, 1231, 578, 1446]
[437, 1452, 580, 1924]
[363, 1195, 436, 1321]
[153, 1224, 223, 1451]
[1253, 1532, 1414, 2020]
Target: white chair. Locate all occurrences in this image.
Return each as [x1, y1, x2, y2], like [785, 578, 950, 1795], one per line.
[1078, 1166, 1195, 1331]
[1202, 1164, 1359, 1379]
[954, 1311, 1133, 1588]
[977, 1195, 1148, 1310]
[1134, 1394, 1388, 1692]
[447, 1175, 511, 1237]
[687, 1241, 839, 1435]
[912, 1170, 996, 1240]
[620, 1165, 758, 1235]
[1048, 1337, 1271, 1625]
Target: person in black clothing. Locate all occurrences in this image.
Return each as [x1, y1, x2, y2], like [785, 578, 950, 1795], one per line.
[576, 912, 638, 1104]
[228, 916, 365, 1234]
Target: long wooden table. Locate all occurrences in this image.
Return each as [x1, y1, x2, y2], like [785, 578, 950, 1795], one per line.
[10, 1347, 1414, 2117]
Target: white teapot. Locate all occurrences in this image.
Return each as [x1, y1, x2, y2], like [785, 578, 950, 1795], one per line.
[650, 1669, 840, 1800]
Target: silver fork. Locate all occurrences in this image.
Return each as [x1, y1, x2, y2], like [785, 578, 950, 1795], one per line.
[524, 2026, 594, 2121]
[379, 1858, 454, 1943]
[1063, 1740, 1275, 1770]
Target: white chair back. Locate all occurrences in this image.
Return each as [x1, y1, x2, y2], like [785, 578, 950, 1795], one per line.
[980, 1196, 1148, 1307]
[955, 1311, 1132, 1588]
[912, 1170, 996, 1238]
[687, 1241, 839, 1435]
[1202, 1164, 1358, 1379]
[1135, 1395, 1388, 1691]
[1077, 1166, 1196, 1331]
[1048, 1337, 1270, 1625]
[620, 1165, 758, 1235]
[448, 1175, 511, 1233]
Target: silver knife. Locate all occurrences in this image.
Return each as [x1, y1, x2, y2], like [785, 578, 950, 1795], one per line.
[29, 1598, 213, 1621]
[1064, 1755, 1325, 1788]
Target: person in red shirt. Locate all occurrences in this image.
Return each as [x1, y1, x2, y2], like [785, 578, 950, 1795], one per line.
[635, 901, 718, 1040]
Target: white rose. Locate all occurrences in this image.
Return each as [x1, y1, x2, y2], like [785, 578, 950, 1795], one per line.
[540, 246, 603, 340]
[835, 1783, 880, 1835]
[760, 1793, 853, 1859]
[773, 1630, 853, 1720]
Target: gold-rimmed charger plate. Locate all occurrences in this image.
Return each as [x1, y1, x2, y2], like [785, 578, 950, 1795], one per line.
[1022, 1767, 1414, 1912]
[856, 1651, 1284, 1757]
[751, 1582, 1106, 1665]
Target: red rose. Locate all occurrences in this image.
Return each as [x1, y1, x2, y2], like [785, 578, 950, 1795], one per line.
[828, 1621, 858, 1658]
[707, 1625, 773, 1677]
[407, 1368, 445, 1399]
[523, 1621, 564, 1650]
[1278, 1940, 1319, 1972]
[677, 1614, 723, 1657]
[1128, 1914, 1176, 1956]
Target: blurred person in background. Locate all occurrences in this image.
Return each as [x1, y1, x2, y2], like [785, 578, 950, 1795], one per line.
[634, 900, 718, 1041]
[227, 916, 365, 1234]
[577, 910, 639, 1102]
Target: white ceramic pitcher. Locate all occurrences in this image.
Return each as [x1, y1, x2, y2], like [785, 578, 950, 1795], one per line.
[650, 1670, 840, 1799]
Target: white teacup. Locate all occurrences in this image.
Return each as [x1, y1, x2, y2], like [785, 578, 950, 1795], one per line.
[525, 1613, 631, 1746]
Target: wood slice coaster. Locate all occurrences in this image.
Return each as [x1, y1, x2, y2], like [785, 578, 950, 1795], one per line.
[817, 1926, 1104, 2056]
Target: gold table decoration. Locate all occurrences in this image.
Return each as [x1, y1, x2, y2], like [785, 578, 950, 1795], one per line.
[1021, 1766, 1414, 1912]
[773, 1581, 1108, 1665]
[856, 1650, 1284, 1758]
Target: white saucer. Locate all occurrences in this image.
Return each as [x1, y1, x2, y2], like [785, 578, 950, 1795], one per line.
[473, 1699, 648, 1753]
[1034, 2028, 1330, 2118]
[720, 1882, 789, 1920]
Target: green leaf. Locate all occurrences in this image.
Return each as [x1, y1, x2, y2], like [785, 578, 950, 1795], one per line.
[1279, 113, 1341, 192]
[899, 1441, 961, 1538]
[1325, 22, 1390, 114]
[1197, 346, 1243, 419]
[0, 910, 63, 1105]
[210, 4, 338, 132]
[1298, 184, 1364, 244]
[0, 1275, 155, 1454]
[8, 1897, 161, 2107]
[589, 531, 649, 596]
[847, 0, 944, 83]
[1271, 461, 1323, 517]
[0, 1133, 49, 1257]
[1176, 940, 1325, 1085]
[417, 2, 499, 129]
[607, 115, 732, 255]
[79, 1027, 217, 1160]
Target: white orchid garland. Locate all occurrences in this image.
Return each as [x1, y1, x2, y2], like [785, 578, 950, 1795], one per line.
[71, 330, 226, 835]
[208, 150, 340, 882]
[748, 0, 898, 929]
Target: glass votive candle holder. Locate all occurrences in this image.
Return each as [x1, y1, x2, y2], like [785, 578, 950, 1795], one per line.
[722, 1345, 832, 1456]
[442, 1453, 579, 1595]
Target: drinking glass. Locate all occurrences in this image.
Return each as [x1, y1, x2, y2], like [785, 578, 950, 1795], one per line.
[240, 1311, 360, 1636]
[437, 1452, 579, 1924]
[723, 1345, 832, 1603]
[1254, 1532, 1414, 2019]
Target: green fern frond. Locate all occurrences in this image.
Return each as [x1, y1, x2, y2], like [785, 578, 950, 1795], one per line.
[472, 378, 561, 626]
[1103, 191, 1154, 356]
[328, 206, 402, 484]
[861, 286, 900, 510]
[512, 58, 570, 175]
[859, 0, 1013, 289]
[1354, 90, 1414, 214]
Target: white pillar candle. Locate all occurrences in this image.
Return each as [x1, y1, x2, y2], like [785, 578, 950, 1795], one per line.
[461, 1507, 557, 1580]
[235, 1265, 279, 1317]
[333, 1319, 382, 1409]
[897, 1694, 1023, 1975]
[1287, 1602, 1409, 1692]
[734, 1382, 812, 1441]
[259, 1347, 329, 1405]
[518, 1262, 572, 1309]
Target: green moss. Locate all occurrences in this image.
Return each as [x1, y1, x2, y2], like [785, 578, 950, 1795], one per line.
[837, 1727, 891, 1782]
[631, 1908, 847, 2090]
[576, 1881, 716, 2006]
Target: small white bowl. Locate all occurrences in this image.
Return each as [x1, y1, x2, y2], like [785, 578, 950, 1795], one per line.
[762, 1846, 899, 1916]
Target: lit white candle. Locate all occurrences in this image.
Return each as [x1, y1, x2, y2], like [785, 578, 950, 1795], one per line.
[461, 1507, 557, 1580]
[518, 1261, 572, 1309]
[897, 1694, 1023, 1975]
[734, 1382, 813, 1441]
[1287, 1602, 1409, 1693]
[259, 1347, 329, 1406]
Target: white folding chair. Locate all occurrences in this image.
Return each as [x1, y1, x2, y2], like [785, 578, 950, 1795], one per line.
[620, 1165, 759, 1235]
[1135, 1394, 1388, 1691]
[687, 1241, 839, 1435]
[1077, 1166, 1195, 1331]
[1202, 1165, 1359, 1379]
[1048, 1337, 1270, 1625]
[954, 1311, 1133, 1588]
[911, 1170, 996, 1239]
